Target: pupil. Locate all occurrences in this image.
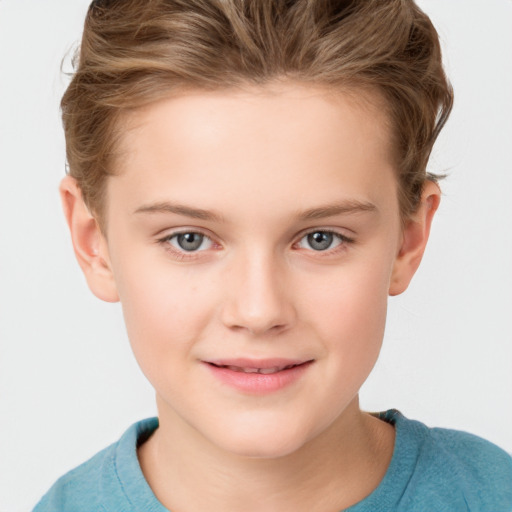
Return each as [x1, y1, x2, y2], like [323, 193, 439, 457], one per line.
[177, 233, 203, 251]
[308, 232, 333, 251]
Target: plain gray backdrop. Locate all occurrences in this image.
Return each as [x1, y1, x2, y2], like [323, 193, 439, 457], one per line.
[1, 1, 511, 510]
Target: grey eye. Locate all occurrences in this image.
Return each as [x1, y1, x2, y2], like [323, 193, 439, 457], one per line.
[307, 232, 333, 251]
[173, 233, 207, 251]
[298, 231, 344, 251]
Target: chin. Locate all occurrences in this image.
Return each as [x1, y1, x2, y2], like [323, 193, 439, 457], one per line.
[209, 420, 315, 460]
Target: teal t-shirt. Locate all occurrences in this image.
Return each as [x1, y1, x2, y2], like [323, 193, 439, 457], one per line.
[33, 410, 512, 511]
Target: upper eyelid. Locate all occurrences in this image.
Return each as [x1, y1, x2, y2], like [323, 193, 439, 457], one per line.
[157, 227, 214, 241]
[296, 227, 353, 241]
[301, 227, 347, 236]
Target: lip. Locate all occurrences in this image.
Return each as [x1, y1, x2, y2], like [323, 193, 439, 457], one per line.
[202, 358, 314, 394]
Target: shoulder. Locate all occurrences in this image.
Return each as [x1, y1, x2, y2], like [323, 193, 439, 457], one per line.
[395, 412, 512, 511]
[429, 422, 512, 467]
[32, 418, 159, 512]
[32, 443, 114, 512]
[428, 424, 512, 495]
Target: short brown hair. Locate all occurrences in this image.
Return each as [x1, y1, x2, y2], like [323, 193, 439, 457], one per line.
[62, 0, 453, 223]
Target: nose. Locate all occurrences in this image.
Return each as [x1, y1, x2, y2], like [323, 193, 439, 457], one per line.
[220, 250, 296, 336]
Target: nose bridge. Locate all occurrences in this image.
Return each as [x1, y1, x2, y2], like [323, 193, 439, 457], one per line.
[221, 245, 295, 335]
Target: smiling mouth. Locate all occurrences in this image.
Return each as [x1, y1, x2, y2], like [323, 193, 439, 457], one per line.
[204, 359, 313, 392]
[208, 362, 305, 375]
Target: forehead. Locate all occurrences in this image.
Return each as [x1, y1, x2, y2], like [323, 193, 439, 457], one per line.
[120, 83, 392, 160]
[109, 83, 398, 223]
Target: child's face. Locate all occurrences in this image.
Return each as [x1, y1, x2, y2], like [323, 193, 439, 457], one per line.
[85, 84, 417, 457]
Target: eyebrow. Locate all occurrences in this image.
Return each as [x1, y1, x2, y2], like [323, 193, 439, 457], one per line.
[298, 200, 378, 220]
[134, 199, 377, 222]
[134, 202, 225, 222]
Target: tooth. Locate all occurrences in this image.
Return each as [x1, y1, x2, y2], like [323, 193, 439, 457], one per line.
[258, 367, 279, 374]
[220, 365, 295, 374]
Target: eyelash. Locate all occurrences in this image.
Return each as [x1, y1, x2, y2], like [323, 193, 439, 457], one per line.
[157, 231, 216, 261]
[157, 228, 354, 261]
[294, 230, 354, 255]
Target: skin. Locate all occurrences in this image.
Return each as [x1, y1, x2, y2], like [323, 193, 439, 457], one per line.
[61, 83, 439, 511]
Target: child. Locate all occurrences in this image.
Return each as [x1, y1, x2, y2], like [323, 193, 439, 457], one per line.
[33, 0, 512, 510]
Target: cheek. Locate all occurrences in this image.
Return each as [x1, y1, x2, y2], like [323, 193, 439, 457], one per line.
[319, 282, 387, 349]
[111, 253, 216, 371]
[310, 280, 388, 419]
[302, 258, 392, 361]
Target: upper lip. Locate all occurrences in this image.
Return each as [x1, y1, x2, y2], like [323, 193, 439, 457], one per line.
[203, 358, 313, 370]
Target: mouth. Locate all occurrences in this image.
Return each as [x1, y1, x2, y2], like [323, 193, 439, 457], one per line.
[207, 362, 306, 375]
[203, 359, 314, 393]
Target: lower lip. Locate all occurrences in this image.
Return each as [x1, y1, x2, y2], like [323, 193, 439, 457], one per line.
[203, 361, 313, 394]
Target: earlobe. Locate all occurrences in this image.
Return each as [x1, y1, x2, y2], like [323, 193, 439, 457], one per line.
[60, 176, 119, 303]
[389, 180, 440, 296]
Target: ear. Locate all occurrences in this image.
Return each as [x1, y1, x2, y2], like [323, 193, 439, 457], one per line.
[389, 180, 440, 296]
[60, 176, 119, 303]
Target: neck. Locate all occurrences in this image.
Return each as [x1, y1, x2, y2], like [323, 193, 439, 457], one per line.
[138, 397, 395, 512]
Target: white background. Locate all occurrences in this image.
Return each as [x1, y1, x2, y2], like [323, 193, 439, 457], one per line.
[0, 1, 511, 510]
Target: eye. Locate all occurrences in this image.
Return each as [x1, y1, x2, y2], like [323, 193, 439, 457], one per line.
[166, 232, 213, 252]
[297, 230, 347, 252]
